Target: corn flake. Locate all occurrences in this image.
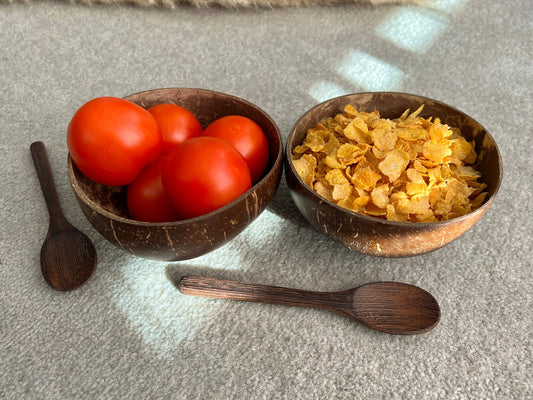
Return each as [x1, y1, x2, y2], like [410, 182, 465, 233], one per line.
[292, 154, 316, 187]
[378, 149, 410, 182]
[371, 183, 390, 209]
[351, 165, 382, 192]
[325, 168, 349, 186]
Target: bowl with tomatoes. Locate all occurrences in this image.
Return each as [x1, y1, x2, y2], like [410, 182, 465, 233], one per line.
[67, 88, 283, 261]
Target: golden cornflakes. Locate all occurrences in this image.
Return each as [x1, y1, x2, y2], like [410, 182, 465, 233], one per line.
[292, 104, 488, 222]
[378, 149, 410, 182]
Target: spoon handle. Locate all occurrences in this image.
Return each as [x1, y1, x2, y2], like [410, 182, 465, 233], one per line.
[30, 141, 71, 234]
[178, 275, 351, 313]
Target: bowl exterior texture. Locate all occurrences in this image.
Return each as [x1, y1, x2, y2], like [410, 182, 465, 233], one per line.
[68, 88, 283, 261]
[285, 92, 502, 257]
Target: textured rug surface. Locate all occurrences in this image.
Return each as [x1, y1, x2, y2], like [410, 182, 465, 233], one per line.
[2, 0, 431, 8]
[1, 0, 532, 399]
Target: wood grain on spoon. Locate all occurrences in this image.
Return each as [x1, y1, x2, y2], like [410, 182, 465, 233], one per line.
[178, 275, 440, 335]
[31, 141, 97, 291]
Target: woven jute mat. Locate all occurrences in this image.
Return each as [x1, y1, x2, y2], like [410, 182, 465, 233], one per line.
[2, 0, 432, 8]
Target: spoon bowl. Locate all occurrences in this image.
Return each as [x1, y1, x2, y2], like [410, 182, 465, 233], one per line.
[31, 141, 97, 291]
[349, 281, 440, 334]
[39, 229, 96, 291]
[178, 275, 440, 335]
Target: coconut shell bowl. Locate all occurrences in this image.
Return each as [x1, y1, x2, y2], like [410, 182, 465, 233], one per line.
[68, 88, 283, 261]
[285, 92, 502, 257]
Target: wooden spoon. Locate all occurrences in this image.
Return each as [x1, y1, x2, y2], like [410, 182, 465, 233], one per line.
[178, 275, 440, 335]
[31, 141, 97, 291]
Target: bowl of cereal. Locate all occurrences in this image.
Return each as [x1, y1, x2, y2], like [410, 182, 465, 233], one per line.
[68, 88, 283, 261]
[285, 92, 502, 257]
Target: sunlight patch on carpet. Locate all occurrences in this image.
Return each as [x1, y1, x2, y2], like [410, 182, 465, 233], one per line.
[377, 0, 470, 54]
[376, 8, 448, 54]
[336, 49, 406, 91]
[107, 210, 289, 358]
[108, 257, 212, 358]
[308, 80, 349, 103]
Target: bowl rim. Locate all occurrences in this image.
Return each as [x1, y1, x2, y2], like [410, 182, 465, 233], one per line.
[285, 91, 503, 228]
[68, 87, 284, 227]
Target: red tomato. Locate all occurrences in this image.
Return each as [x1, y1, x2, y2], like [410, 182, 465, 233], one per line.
[67, 97, 162, 186]
[201, 115, 269, 183]
[162, 137, 252, 219]
[148, 103, 202, 154]
[126, 156, 181, 223]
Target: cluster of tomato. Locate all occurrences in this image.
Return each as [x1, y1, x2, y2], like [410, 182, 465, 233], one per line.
[67, 97, 269, 222]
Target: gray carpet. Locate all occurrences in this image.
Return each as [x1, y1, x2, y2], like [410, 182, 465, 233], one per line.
[1, 1, 532, 399]
[1, 0, 432, 8]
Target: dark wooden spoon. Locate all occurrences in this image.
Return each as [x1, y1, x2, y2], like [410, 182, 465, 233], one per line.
[30, 141, 97, 291]
[178, 275, 440, 335]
